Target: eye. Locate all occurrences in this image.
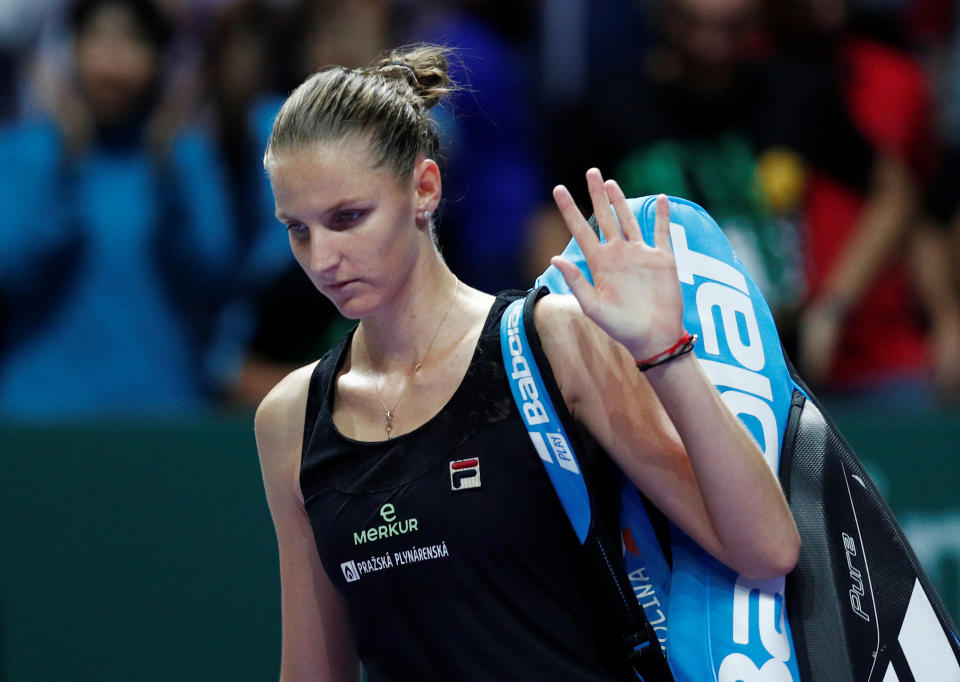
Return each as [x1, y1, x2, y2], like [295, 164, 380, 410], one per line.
[286, 222, 309, 240]
[330, 209, 366, 230]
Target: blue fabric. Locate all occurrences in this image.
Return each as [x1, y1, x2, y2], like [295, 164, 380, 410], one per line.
[202, 95, 289, 383]
[0, 119, 234, 419]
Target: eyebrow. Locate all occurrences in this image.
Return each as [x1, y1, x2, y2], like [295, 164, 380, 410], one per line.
[275, 199, 371, 223]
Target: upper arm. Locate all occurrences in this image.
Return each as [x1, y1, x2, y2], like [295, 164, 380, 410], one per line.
[255, 366, 359, 682]
[533, 295, 726, 560]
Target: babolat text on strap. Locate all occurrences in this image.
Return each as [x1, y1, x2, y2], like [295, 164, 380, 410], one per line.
[499, 295, 590, 543]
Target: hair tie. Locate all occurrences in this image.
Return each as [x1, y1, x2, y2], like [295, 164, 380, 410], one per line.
[381, 61, 418, 83]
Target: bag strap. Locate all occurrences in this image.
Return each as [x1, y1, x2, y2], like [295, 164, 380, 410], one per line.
[499, 288, 672, 681]
[499, 290, 590, 542]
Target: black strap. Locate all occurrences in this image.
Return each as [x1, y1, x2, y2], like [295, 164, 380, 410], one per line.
[519, 289, 673, 681]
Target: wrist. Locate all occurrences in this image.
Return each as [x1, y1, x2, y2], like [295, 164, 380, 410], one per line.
[634, 332, 698, 372]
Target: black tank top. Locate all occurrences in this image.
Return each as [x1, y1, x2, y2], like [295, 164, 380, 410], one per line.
[300, 291, 629, 681]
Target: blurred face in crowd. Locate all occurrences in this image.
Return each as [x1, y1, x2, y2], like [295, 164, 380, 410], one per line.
[298, 0, 389, 74]
[213, 25, 267, 105]
[805, 0, 847, 34]
[663, 0, 759, 88]
[764, 0, 849, 52]
[73, 3, 161, 125]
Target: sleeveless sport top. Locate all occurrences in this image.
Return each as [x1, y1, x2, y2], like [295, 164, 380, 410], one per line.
[300, 291, 630, 681]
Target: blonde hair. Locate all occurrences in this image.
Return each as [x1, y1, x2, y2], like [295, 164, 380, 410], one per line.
[264, 44, 455, 179]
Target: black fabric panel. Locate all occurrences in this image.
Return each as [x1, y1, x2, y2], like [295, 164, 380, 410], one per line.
[297, 291, 633, 681]
[782, 390, 960, 680]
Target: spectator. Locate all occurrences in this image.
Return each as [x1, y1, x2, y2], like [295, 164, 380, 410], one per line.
[542, 0, 944, 406]
[543, 0, 805, 327]
[765, 0, 937, 405]
[0, 0, 234, 420]
[911, 1, 960, 402]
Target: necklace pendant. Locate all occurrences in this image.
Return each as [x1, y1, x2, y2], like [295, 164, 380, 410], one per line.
[414, 361, 423, 373]
[384, 410, 393, 438]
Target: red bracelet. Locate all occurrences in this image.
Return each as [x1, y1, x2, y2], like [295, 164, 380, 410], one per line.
[635, 333, 698, 372]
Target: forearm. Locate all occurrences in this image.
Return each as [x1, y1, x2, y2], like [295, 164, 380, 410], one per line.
[643, 353, 800, 578]
[909, 219, 960, 321]
[816, 155, 916, 307]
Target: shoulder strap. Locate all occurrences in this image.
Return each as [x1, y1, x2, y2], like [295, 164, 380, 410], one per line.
[301, 334, 352, 459]
[499, 289, 590, 542]
[499, 287, 672, 681]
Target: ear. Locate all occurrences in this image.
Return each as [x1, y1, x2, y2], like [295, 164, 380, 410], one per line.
[412, 156, 442, 215]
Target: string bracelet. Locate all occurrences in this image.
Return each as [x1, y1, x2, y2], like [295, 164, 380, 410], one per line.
[635, 333, 698, 372]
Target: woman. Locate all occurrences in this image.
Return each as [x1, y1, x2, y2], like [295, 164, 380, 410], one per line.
[255, 45, 800, 681]
[0, 0, 233, 418]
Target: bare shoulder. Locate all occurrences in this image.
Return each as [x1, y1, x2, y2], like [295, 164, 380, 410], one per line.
[254, 361, 320, 505]
[255, 361, 318, 451]
[532, 293, 632, 410]
[532, 292, 599, 350]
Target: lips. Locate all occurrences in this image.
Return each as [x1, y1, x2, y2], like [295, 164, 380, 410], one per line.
[326, 279, 357, 293]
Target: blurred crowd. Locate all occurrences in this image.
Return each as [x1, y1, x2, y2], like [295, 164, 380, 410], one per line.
[0, 0, 959, 422]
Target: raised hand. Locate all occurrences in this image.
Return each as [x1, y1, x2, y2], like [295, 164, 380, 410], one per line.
[550, 168, 686, 361]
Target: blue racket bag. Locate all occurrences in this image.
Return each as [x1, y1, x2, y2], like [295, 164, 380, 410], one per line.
[500, 195, 960, 681]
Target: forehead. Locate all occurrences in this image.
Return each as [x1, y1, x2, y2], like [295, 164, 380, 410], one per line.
[78, 4, 147, 42]
[268, 137, 405, 213]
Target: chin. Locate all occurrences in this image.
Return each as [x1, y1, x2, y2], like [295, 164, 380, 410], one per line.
[325, 289, 380, 321]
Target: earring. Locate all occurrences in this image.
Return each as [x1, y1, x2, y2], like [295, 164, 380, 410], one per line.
[422, 209, 431, 221]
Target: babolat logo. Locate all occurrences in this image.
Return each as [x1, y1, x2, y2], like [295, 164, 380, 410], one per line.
[504, 304, 548, 426]
[670, 220, 796, 680]
[671, 221, 780, 469]
[353, 503, 419, 546]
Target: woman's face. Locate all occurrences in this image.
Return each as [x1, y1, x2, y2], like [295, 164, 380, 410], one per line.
[268, 137, 429, 319]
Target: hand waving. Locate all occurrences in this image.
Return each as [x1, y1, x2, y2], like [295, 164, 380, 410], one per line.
[550, 169, 686, 361]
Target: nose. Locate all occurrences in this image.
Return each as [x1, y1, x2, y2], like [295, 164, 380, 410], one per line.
[307, 230, 341, 277]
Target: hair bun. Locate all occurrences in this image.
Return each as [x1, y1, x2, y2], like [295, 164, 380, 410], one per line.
[267, 43, 455, 179]
[375, 45, 454, 110]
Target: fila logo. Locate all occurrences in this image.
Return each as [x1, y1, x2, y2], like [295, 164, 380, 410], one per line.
[450, 458, 481, 491]
[341, 560, 360, 583]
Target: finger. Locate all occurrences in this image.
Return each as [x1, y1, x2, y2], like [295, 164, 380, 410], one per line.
[586, 168, 622, 243]
[552, 184, 599, 256]
[653, 194, 672, 253]
[605, 179, 643, 243]
[551, 256, 599, 314]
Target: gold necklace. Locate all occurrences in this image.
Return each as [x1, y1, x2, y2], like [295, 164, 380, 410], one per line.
[359, 280, 461, 439]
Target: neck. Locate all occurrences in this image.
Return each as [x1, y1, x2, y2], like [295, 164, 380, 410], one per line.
[356, 253, 463, 373]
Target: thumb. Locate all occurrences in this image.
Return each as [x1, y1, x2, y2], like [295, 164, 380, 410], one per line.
[551, 256, 599, 314]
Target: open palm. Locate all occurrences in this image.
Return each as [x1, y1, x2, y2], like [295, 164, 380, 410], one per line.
[551, 169, 686, 361]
